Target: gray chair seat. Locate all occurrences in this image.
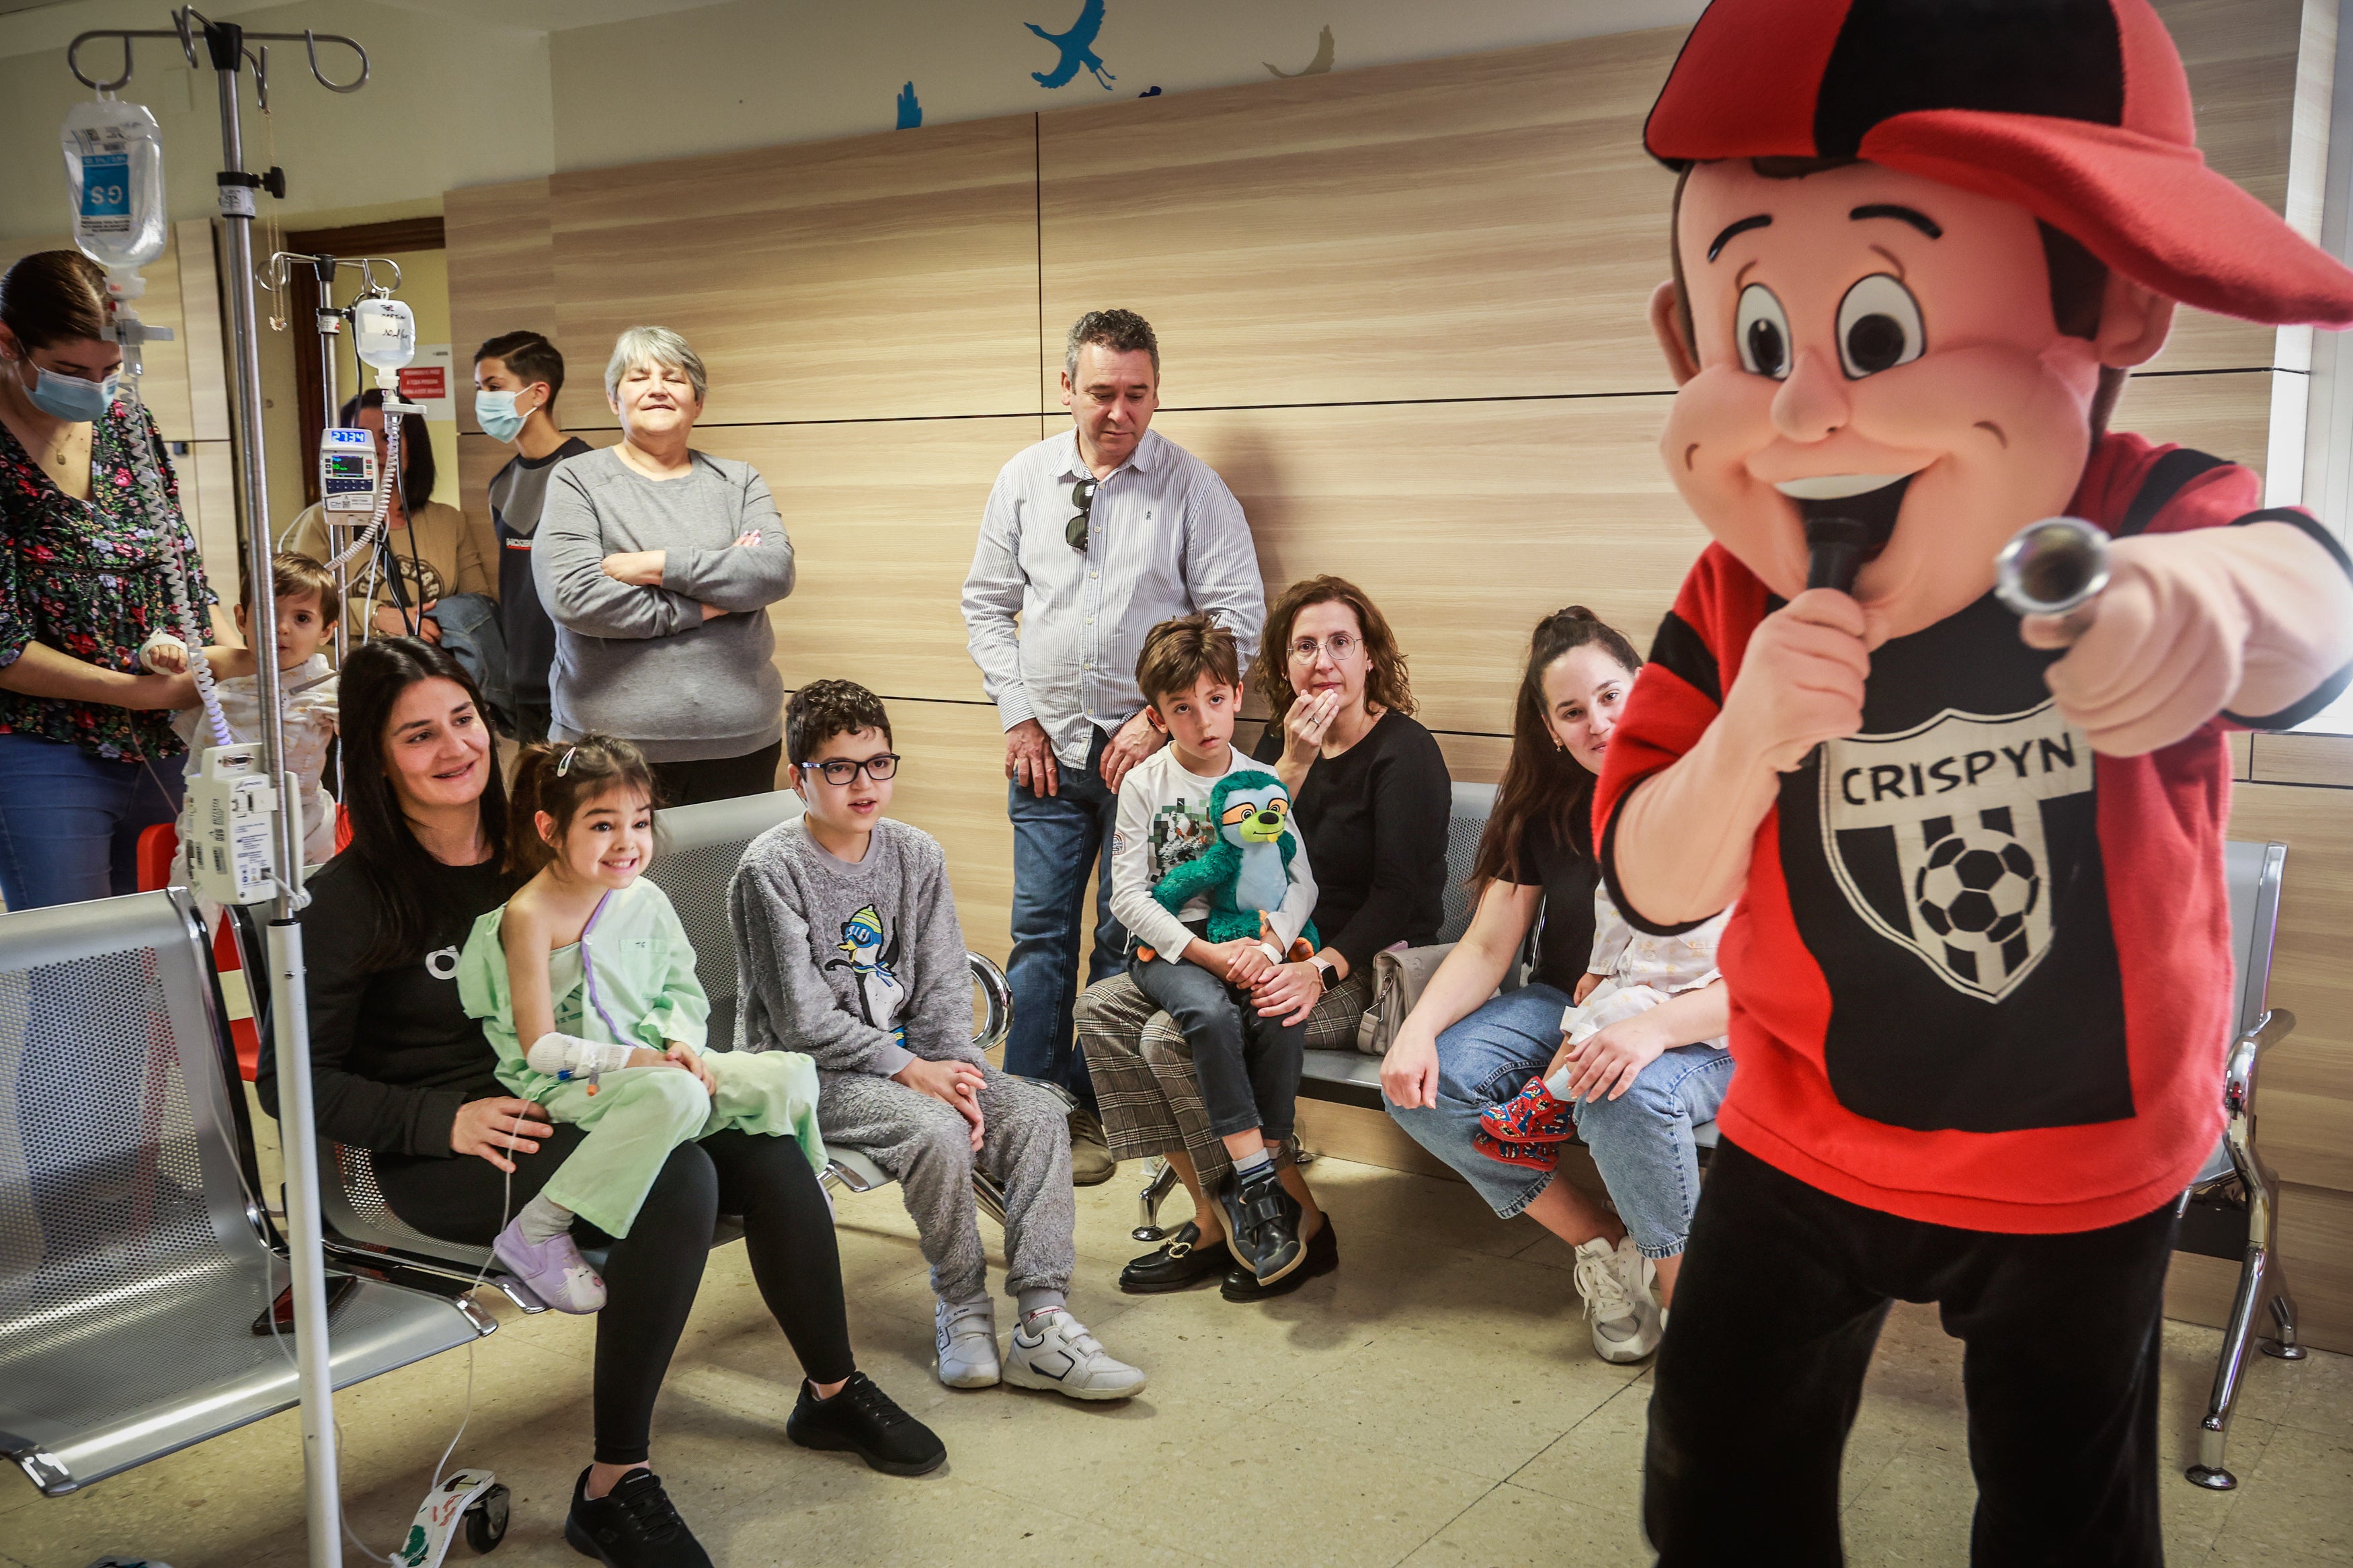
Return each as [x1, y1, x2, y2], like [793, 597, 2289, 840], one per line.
[2, 891, 491, 1499]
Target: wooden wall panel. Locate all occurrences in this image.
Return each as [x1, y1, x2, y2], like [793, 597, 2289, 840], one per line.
[1039, 32, 1686, 409]
[693, 417, 1047, 702]
[2251, 731, 2353, 786]
[446, 177, 555, 437]
[868, 697, 1021, 971]
[171, 218, 230, 444]
[549, 120, 1040, 429]
[2109, 370, 2276, 470]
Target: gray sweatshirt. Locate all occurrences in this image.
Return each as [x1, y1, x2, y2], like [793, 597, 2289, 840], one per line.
[729, 817, 976, 1077]
[534, 446, 797, 761]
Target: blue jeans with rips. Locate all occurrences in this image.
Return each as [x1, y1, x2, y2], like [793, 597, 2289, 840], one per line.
[1387, 981, 1732, 1257]
[1003, 727, 1126, 1105]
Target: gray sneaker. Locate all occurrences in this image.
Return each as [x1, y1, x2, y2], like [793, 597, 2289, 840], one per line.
[934, 1298, 1000, 1389]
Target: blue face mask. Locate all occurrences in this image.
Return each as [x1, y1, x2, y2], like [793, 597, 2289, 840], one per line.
[474, 388, 536, 444]
[22, 361, 120, 424]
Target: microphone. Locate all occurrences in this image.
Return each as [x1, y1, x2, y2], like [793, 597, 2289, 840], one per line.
[1804, 515, 1872, 594]
[1995, 516, 2111, 644]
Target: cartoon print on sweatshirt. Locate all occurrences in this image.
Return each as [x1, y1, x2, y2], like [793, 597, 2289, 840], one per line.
[825, 903, 909, 1044]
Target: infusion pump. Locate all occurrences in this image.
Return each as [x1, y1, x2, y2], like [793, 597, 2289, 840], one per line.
[319, 424, 379, 513]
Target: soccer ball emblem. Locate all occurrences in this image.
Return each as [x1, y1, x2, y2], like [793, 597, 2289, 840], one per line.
[1913, 825, 2041, 961]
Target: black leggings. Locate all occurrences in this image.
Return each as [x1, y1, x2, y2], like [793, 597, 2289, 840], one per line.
[377, 1124, 855, 1465]
[649, 741, 784, 809]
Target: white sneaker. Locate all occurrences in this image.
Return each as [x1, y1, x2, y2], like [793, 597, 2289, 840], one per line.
[1571, 1237, 1663, 1364]
[1002, 1309, 1148, 1401]
[934, 1298, 1000, 1389]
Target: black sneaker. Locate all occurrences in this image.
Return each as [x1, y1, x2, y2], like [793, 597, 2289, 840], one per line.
[1120, 1220, 1234, 1294]
[564, 1466, 713, 1567]
[1224, 1214, 1339, 1301]
[785, 1370, 947, 1477]
[1214, 1165, 1304, 1284]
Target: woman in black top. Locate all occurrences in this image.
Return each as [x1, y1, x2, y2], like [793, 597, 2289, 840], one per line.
[1246, 575, 1451, 1024]
[1380, 608, 1729, 1364]
[257, 639, 939, 1568]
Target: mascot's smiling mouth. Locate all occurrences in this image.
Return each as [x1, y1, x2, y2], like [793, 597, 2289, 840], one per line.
[1776, 472, 1917, 567]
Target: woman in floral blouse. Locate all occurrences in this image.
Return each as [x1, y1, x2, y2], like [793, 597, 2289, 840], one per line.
[0, 250, 231, 910]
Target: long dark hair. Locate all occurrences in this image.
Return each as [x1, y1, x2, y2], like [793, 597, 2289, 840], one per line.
[505, 736, 656, 878]
[1470, 606, 1642, 886]
[340, 387, 437, 515]
[1250, 574, 1416, 721]
[337, 637, 508, 968]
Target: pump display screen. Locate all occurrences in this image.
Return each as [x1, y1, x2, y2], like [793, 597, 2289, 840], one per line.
[323, 455, 370, 479]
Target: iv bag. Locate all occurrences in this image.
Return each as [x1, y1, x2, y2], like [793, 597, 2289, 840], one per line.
[352, 296, 416, 372]
[62, 97, 166, 273]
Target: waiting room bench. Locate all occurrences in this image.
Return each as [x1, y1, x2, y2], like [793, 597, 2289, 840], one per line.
[0, 889, 493, 1499]
[312, 790, 1021, 1311]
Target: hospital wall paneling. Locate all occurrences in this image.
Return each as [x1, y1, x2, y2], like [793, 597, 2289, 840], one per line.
[548, 118, 1041, 431]
[440, 0, 2353, 1351]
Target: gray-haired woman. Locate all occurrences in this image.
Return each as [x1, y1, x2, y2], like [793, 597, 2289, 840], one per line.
[535, 325, 797, 806]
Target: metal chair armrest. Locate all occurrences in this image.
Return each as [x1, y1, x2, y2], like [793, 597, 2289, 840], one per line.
[2224, 1008, 2296, 1119]
[969, 950, 1012, 1057]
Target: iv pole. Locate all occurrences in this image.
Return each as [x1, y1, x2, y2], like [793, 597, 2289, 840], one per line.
[69, 13, 368, 1567]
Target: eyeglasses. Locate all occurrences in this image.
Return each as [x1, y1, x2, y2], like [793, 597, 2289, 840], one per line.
[1066, 478, 1099, 552]
[1287, 631, 1359, 663]
[794, 753, 902, 786]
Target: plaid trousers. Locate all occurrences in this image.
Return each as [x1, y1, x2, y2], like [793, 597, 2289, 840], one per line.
[1076, 966, 1371, 1188]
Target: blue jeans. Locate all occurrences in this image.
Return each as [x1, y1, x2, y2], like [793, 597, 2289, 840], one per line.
[0, 733, 187, 910]
[1004, 727, 1126, 1104]
[1388, 981, 1733, 1257]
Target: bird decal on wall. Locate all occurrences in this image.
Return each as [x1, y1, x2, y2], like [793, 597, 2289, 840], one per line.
[1266, 25, 1335, 79]
[1027, 0, 1115, 90]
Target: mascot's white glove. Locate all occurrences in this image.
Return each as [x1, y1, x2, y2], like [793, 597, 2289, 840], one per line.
[526, 1032, 636, 1079]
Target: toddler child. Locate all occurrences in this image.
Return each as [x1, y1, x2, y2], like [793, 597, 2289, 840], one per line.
[1477, 886, 1732, 1161]
[1109, 614, 1319, 1286]
[731, 681, 1145, 1400]
[454, 735, 826, 1313]
[145, 551, 342, 866]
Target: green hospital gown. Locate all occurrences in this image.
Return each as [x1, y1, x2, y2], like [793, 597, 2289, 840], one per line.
[456, 877, 826, 1237]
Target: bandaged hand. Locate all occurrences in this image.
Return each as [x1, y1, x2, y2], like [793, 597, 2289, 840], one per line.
[139, 632, 189, 675]
[525, 1032, 655, 1079]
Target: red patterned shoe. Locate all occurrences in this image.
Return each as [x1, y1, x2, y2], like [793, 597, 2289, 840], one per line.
[1479, 1076, 1576, 1144]
[1472, 1127, 1558, 1171]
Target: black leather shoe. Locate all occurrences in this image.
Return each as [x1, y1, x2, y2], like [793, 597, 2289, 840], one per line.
[1214, 1165, 1304, 1283]
[786, 1371, 947, 1476]
[564, 1466, 713, 1567]
[1120, 1220, 1234, 1293]
[1224, 1215, 1339, 1301]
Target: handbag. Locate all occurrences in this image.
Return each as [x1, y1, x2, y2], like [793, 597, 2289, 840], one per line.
[1354, 942, 1460, 1056]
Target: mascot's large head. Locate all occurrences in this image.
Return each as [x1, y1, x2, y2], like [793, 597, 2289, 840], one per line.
[1644, 0, 2353, 641]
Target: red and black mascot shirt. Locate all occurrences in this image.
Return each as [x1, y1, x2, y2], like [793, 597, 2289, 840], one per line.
[1595, 434, 2352, 1233]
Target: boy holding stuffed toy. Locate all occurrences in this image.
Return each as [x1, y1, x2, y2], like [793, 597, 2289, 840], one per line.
[1605, 2, 2353, 1562]
[1110, 613, 1322, 1284]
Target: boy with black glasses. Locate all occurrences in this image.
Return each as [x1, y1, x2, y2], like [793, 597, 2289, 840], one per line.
[730, 679, 1147, 1401]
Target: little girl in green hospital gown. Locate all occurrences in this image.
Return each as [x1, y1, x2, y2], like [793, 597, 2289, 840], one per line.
[456, 736, 825, 1313]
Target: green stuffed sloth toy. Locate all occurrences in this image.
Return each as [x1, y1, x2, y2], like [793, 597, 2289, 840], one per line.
[1150, 770, 1320, 952]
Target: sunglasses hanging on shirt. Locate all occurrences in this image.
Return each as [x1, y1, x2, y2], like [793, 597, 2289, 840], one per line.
[1066, 477, 1099, 551]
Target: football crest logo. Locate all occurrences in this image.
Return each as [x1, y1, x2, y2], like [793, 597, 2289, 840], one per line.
[1817, 700, 2092, 1001]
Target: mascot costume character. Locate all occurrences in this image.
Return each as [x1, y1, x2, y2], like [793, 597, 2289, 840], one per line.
[1594, 1, 2353, 1561]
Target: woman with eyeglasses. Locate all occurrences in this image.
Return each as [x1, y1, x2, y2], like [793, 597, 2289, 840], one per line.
[536, 325, 797, 807]
[1084, 576, 1449, 1302]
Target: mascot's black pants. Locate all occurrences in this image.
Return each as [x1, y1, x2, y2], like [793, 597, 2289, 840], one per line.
[1644, 1141, 2178, 1567]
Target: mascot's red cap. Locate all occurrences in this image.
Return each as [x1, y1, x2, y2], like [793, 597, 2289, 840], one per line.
[1645, 0, 2353, 327]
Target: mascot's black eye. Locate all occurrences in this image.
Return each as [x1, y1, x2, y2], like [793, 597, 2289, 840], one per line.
[1836, 273, 1925, 378]
[1735, 283, 1792, 380]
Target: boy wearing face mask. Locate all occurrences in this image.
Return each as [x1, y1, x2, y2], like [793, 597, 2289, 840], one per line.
[475, 331, 592, 744]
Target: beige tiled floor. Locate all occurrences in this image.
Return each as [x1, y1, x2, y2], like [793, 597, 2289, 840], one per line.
[5, 1155, 2350, 1568]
